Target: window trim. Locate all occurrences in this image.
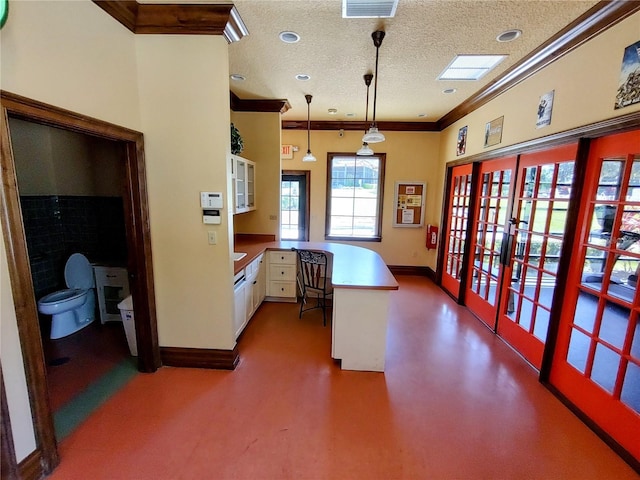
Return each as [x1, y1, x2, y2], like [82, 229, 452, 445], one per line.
[325, 152, 386, 242]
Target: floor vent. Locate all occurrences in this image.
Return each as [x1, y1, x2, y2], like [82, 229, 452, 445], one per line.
[342, 0, 399, 18]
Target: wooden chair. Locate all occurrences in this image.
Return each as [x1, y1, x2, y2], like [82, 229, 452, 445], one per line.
[296, 249, 333, 326]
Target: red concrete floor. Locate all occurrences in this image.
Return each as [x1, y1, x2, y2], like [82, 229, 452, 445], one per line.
[44, 319, 131, 412]
[48, 276, 637, 479]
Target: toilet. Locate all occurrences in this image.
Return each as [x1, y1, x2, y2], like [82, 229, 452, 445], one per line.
[37, 253, 96, 340]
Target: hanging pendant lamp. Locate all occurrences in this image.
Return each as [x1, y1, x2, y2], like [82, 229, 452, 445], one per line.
[362, 30, 386, 144]
[302, 94, 316, 162]
[357, 73, 374, 156]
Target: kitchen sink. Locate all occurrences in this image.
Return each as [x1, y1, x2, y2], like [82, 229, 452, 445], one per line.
[233, 252, 247, 261]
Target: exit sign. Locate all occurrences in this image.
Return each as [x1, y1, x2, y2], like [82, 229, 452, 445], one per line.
[281, 144, 293, 159]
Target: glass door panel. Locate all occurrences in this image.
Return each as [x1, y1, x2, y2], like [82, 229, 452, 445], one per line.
[497, 144, 577, 369]
[442, 164, 473, 298]
[465, 157, 515, 328]
[281, 173, 308, 241]
[550, 130, 640, 461]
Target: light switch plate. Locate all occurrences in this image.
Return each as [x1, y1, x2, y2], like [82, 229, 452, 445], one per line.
[207, 231, 217, 245]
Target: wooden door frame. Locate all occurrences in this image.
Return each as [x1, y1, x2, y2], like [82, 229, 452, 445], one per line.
[0, 91, 160, 475]
[282, 170, 310, 241]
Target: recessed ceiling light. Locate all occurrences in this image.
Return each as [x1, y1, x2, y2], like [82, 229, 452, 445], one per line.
[438, 55, 507, 81]
[443, 88, 457, 94]
[345, 113, 356, 118]
[497, 29, 522, 42]
[296, 74, 311, 81]
[328, 108, 338, 115]
[279, 31, 300, 44]
[230, 74, 246, 81]
[417, 113, 427, 118]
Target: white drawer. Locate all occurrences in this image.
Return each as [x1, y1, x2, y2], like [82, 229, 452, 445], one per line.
[244, 254, 263, 279]
[268, 250, 296, 265]
[94, 266, 128, 286]
[268, 281, 296, 298]
[269, 264, 296, 281]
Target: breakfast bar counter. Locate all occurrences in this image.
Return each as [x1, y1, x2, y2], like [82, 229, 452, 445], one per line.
[233, 237, 399, 371]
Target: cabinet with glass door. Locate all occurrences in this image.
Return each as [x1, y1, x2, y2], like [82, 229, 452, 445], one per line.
[232, 154, 256, 214]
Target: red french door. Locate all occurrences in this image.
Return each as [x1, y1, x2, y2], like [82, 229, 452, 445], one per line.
[497, 144, 578, 369]
[442, 164, 473, 299]
[550, 130, 640, 461]
[465, 157, 515, 328]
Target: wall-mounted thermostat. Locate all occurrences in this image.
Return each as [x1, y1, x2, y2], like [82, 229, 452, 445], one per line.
[201, 192, 223, 209]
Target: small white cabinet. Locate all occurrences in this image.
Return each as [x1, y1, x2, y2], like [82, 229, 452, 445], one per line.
[234, 254, 265, 340]
[93, 266, 130, 324]
[233, 272, 246, 340]
[232, 154, 256, 214]
[266, 250, 297, 302]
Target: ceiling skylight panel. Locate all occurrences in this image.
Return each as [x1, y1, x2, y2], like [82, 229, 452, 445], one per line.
[438, 55, 507, 81]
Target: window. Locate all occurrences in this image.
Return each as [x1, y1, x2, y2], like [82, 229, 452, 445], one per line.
[325, 153, 386, 241]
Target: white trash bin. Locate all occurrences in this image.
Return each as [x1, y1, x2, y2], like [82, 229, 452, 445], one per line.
[117, 295, 137, 356]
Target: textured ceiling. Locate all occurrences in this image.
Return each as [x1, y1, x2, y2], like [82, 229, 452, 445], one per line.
[227, 0, 600, 123]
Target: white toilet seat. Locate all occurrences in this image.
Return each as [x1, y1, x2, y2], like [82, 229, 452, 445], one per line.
[37, 253, 96, 339]
[38, 288, 86, 306]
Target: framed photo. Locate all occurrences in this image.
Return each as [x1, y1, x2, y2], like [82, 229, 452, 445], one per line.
[456, 126, 468, 156]
[484, 116, 504, 148]
[536, 90, 555, 129]
[615, 40, 640, 110]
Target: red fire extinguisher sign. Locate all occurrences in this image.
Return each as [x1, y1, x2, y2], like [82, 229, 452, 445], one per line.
[426, 224, 438, 249]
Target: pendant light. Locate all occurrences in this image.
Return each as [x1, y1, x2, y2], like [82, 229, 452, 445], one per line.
[357, 73, 374, 156]
[362, 30, 386, 144]
[302, 94, 316, 162]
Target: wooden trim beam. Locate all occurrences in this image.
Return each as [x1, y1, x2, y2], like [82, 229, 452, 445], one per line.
[388, 265, 435, 281]
[230, 92, 291, 114]
[160, 346, 240, 370]
[282, 120, 439, 132]
[91, 1, 247, 41]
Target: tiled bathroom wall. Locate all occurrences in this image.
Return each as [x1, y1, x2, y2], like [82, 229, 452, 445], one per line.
[20, 195, 127, 299]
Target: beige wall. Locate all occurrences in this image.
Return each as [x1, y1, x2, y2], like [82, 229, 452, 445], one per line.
[231, 111, 281, 237]
[136, 35, 235, 349]
[0, 0, 237, 463]
[0, 0, 140, 462]
[10, 118, 123, 197]
[0, 222, 37, 461]
[280, 130, 442, 268]
[440, 12, 640, 161]
[0, 0, 142, 130]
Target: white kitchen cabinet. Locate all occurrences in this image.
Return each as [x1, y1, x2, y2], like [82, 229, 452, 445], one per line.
[93, 266, 130, 324]
[232, 154, 256, 214]
[234, 254, 265, 340]
[265, 250, 297, 302]
[245, 253, 264, 320]
[233, 270, 246, 339]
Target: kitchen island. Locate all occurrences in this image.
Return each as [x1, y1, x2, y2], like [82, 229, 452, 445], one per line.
[234, 236, 399, 372]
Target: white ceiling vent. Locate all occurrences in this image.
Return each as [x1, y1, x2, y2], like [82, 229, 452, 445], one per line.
[342, 0, 399, 18]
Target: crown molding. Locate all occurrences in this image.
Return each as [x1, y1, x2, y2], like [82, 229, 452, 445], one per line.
[437, 0, 640, 130]
[91, 1, 247, 41]
[230, 92, 291, 114]
[281, 120, 439, 132]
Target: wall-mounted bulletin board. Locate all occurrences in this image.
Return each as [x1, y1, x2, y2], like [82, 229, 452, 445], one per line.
[393, 181, 426, 227]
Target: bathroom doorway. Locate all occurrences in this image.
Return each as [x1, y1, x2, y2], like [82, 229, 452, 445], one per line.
[9, 117, 135, 419]
[0, 92, 160, 473]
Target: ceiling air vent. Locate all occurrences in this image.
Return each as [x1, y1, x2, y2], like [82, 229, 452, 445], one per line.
[342, 0, 399, 18]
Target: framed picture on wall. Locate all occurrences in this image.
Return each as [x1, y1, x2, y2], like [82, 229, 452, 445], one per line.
[484, 116, 504, 148]
[615, 40, 640, 110]
[536, 90, 555, 128]
[456, 126, 468, 156]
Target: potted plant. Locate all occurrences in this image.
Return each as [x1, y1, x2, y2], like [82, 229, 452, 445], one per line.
[231, 123, 244, 155]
